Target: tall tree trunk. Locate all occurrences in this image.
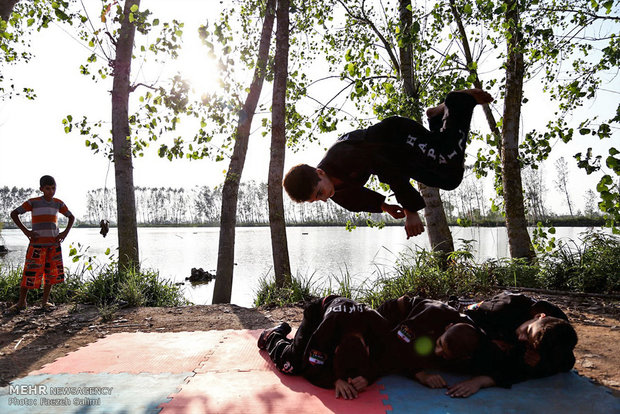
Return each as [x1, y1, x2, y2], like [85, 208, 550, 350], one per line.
[399, 0, 454, 257]
[212, 0, 276, 304]
[448, 0, 500, 140]
[268, 0, 291, 287]
[112, 0, 140, 271]
[418, 184, 454, 254]
[502, 0, 535, 260]
[0, 0, 19, 23]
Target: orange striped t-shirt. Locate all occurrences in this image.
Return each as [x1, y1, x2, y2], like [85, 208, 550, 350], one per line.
[14, 197, 74, 246]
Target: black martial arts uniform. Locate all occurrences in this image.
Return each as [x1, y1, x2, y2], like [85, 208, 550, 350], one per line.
[464, 292, 574, 386]
[263, 295, 392, 389]
[464, 292, 569, 345]
[377, 296, 492, 377]
[317, 92, 478, 213]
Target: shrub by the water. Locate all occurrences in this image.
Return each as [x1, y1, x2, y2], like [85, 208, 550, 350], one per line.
[253, 230, 619, 307]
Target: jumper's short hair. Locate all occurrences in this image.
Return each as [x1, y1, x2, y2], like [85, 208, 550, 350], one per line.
[282, 164, 320, 202]
[443, 323, 483, 360]
[40, 175, 56, 187]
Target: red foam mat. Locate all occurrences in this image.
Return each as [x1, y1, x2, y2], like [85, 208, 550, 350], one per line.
[159, 370, 389, 414]
[31, 331, 222, 374]
[162, 329, 389, 414]
[195, 330, 272, 373]
[29, 329, 390, 413]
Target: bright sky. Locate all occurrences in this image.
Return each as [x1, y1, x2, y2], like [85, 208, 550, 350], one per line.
[0, 1, 617, 218]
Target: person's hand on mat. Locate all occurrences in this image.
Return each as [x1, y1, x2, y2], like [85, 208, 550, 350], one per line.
[404, 210, 424, 239]
[446, 376, 495, 398]
[349, 376, 368, 391]
[381, 203, 405, 219]
[334, 378, 358, 399]
[415, 371, 447, 388]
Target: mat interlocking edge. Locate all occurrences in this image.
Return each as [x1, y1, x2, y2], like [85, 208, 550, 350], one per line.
[0, 329, 618, 413]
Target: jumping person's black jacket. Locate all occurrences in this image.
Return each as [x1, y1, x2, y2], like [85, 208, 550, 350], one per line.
[317, 121, 427, 213]
[300, 295, 392, 389]
[317, 93, 477, 213]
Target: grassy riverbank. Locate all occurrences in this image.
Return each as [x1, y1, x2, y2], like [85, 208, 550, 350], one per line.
[254, 230, 620, 307]
[2, 231, 618, 312]
[0, 261, 187, 318]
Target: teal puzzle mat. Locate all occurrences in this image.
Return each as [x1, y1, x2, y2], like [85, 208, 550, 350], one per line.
[379, 371, 620, 414]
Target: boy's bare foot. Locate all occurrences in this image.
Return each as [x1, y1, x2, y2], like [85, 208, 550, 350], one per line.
[41, 302, 56, 312]
[455, 88, 494, 105]
[6, 303, 26, 314]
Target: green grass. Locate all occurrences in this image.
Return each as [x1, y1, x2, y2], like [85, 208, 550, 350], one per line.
[254, 270, 319, 307]
[254, 230, 620, 307]
[0, 260, 188, 309]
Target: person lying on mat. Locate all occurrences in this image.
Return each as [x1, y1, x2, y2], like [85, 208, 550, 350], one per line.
[445, 292, 579, 397]
[257, 295, 393, 399]
[377, 295, 494, 389]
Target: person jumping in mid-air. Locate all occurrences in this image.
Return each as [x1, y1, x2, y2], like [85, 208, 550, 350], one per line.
[283, 89, 493, 238]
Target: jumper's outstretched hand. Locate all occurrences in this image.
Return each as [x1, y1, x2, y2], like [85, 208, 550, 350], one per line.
[381, 203, 405, 219]
[404, 210, 424, 239]
[335, 379, 358, 399]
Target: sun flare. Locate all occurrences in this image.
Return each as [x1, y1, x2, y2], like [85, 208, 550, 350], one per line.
[175, 43, 221, 96]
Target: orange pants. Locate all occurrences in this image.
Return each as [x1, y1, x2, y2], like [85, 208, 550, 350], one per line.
[21, 244, 65, 289]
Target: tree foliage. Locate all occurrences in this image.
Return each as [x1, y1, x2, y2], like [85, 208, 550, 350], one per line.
[60, 1, 204, 160]
[0, 0, 75, 100]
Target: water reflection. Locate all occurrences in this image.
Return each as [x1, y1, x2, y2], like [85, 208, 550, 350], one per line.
[0, 226, 603, 307]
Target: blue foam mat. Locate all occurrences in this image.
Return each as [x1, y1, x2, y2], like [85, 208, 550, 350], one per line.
[0, 372, 190, 414]
[379, 371, 620, 414]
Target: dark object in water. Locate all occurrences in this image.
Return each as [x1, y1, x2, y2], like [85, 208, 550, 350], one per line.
[0, 245, 7, 255]
[186, 268, 215, 284]
[99, 219, 110, 237]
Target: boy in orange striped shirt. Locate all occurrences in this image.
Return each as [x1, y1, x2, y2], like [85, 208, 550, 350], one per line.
[8, 175, 75, 312]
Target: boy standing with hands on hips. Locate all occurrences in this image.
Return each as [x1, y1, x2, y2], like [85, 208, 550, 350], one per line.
[8, 175, 74, 313]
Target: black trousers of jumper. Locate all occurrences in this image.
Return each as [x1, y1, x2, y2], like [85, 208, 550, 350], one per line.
[365, 91, 478, 191]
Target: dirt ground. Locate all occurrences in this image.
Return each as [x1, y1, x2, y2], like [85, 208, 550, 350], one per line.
[1, 290, 618, 394]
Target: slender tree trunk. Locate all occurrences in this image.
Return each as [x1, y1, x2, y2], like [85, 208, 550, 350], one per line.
[418, 184, 454, 253]
[213, 0, 276, 303]
[399, 0, 454, 257]
[268, 0, 291, 287]
[0, 0, 18, 23]
[501, 0, 534, 260]
[112, 0, 140, 271]
[449, 0, 501, 139]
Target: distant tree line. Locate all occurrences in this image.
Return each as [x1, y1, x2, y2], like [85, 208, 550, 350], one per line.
[0, 173, 603, 227]
[83, 181, 380, 226]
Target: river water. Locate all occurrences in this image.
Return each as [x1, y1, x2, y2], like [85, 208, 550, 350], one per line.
[0, 226, 601, 306]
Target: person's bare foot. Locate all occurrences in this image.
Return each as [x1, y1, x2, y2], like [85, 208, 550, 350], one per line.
[426, 89, 493, 118]
[6, 303, 26, 314]
[455, 88, 494, 104]
[41, 302, 56, 312]
[426, 103, 445, 119]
